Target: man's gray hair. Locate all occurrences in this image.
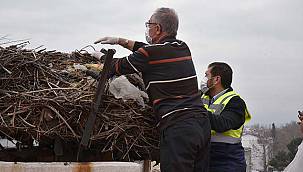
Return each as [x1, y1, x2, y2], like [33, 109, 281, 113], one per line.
[153, 7, 179, 37]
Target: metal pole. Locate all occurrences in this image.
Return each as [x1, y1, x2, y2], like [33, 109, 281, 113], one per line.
[78, 49, 115, 161]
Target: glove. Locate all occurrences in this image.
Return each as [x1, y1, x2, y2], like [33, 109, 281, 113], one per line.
[84, 63, 104, 72]
[94, 37, 119, 45]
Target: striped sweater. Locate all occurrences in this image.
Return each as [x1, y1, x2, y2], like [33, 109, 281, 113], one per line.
[110, 36, 207, 122]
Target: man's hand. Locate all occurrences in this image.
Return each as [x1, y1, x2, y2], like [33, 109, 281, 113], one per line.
[94, 37, 119, 45]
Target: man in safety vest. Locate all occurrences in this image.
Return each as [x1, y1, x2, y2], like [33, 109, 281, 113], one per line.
[200, 62, 251, 172]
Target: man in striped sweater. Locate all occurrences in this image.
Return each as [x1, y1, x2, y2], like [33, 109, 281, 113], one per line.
[94, 7, 210, 172]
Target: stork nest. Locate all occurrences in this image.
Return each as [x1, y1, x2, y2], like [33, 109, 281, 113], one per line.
[0, 42, 159, 161]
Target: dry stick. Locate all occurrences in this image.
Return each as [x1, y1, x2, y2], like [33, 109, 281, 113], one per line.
[91, 127, 115, 140]
[0, 40, 29, 46]
[11, 106, 16, 127]
[76, 111, 82, 124]
[45, 80, 60, 88]
[0, 113, 7, 127]
[37, 48, 46, 53]
[33, 45, 44, 51]
[100, 135, 114, 152]
[74, 94, 94, 102]
[124, 137, 131, 161]
[39, 66, 59, 96]
[25, 87, 79, 94]
[6, 109, 29, 116]
[18, 115, 36, 127]
[0, 129, 15, 141]
[33, 67, 38, 89]
[44, 105, 78, 138]
[1, 104, 13, 115]
[122, 131, 143, 159]
[44, 116, 73, 135]
[32, 50, 37, 59]
[24, 111, 32, 120]
[96, 123, 105, 135]
[0, 63, 12, 74]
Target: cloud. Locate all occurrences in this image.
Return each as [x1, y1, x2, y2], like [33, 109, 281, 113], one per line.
[1, 0, 302, 124]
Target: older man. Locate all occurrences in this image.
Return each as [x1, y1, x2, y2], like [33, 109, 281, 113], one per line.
[95, 7, 210, 172]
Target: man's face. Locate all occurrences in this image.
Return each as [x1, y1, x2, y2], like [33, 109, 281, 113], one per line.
[205, 67, 214, 88]
[205, 67, 221, 91]
[145, 15, 160, 43]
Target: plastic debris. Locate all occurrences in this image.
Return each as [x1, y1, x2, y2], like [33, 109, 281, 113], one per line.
[109, 76, 148, 107]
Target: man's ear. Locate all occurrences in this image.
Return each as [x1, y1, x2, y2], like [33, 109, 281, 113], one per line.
[215, 76, 222, 85]
[156, 24, 161, 34]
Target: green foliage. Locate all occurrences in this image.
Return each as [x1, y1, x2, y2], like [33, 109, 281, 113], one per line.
[287, 137, 302, 160]
[269, 150, 291, 171]
[269, 137, 302, 171]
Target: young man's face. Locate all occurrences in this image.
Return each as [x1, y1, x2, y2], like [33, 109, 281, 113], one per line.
[205, 67, 214, 88]
[205, 67, 220, 90]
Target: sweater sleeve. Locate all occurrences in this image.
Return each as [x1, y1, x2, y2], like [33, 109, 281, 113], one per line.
[109, 47, 149, 76]
[208, 96, 246, 132]
[132, 41, 147, 52]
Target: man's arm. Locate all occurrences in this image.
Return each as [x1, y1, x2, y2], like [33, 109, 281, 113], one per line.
[109, 47, 149, 76]
[208, 96, 246, 132]
[94, 37, 147, 52]
[117, 38, 147, 52]
[132, 41, 147, 51]
[116, 38, 135, 51]
[94, 36, 149, 76]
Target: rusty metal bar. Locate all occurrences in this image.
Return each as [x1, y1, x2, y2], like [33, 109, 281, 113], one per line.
[143, 160, 151, 172]
[78, 49, 115, 160]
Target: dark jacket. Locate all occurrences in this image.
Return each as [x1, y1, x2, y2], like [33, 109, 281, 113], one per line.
[207, 88, 246, 132]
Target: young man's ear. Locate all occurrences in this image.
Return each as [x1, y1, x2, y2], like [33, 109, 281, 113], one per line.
[214, 76, 221, 85]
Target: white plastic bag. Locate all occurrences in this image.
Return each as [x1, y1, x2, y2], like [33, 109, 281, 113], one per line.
[109, 76, 148, 107]
[284, 142, 303, 172]
[90, 51, 103, 60]
[73, 63, 87, 71]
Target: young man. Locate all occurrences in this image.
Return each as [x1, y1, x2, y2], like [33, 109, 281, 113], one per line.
[95, 7, 210, 172]
[201, 62, 251, 172]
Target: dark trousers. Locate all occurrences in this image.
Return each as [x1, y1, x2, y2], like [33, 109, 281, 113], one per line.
[210, 142, 246, 172]
[160, 115, 211, 172]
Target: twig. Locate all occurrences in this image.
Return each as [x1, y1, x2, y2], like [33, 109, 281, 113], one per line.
[45, 105, 78, 138]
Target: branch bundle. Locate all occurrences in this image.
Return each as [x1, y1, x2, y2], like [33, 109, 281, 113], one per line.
[0, 43, 159, 161]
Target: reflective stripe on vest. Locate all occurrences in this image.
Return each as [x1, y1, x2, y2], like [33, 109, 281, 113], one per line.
[202, 91, 252, 144]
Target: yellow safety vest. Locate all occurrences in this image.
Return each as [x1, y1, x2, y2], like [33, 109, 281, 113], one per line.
[202, 91, 251, 144]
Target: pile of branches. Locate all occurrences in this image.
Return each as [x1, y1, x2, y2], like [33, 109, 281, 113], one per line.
[0, 42, 159, 161]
